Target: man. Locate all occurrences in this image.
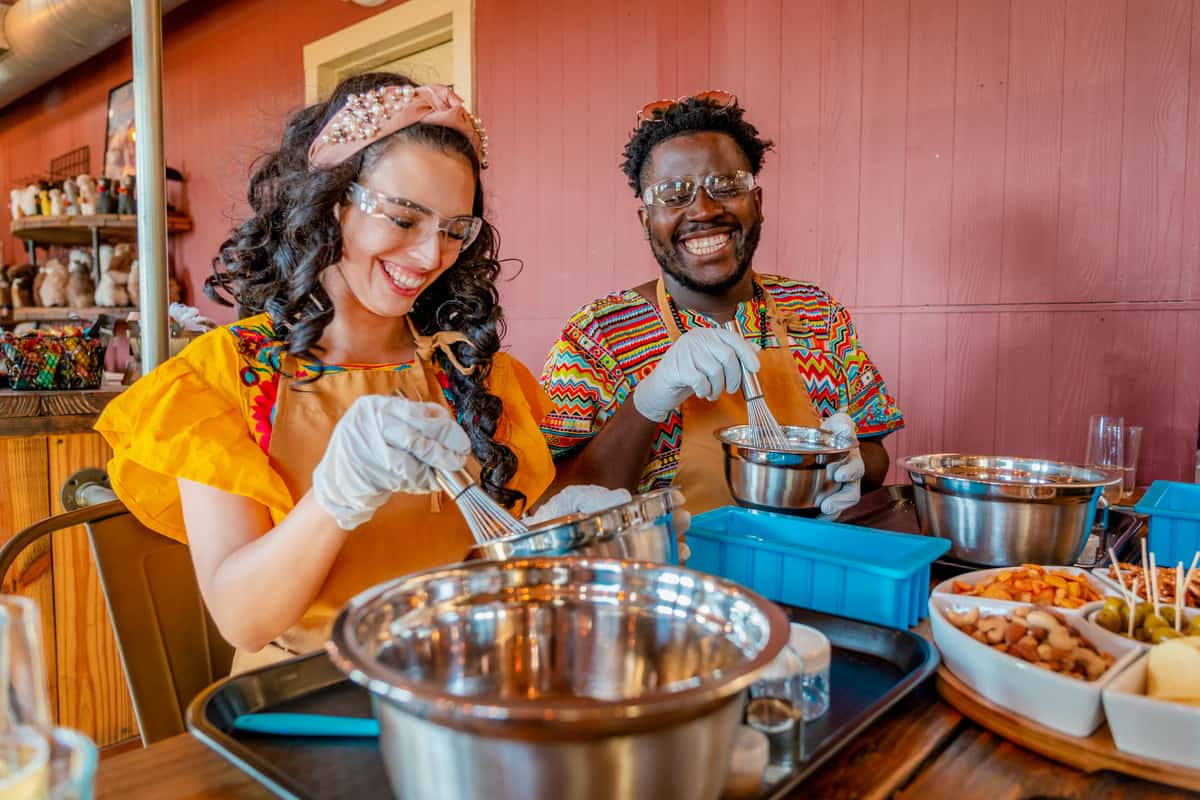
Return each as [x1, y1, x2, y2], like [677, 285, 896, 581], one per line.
[540, 92, 903, 516]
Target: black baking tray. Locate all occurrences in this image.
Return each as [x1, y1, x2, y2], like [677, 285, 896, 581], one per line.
[186, 605, 938, 800]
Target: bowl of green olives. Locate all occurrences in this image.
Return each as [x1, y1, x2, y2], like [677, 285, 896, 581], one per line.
[1084, 597, 1200, 644]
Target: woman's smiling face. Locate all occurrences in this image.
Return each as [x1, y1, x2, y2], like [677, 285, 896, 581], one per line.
[335, 138, 476, 318]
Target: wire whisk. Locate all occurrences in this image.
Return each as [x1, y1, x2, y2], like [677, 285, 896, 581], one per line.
[722, 320, 790, 451]
[435, 467, 529, 544]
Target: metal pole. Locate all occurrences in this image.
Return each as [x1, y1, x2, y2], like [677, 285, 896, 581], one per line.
[130, 0, 168, 372]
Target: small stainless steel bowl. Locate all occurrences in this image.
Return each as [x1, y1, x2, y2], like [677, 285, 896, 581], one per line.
[901, 454, 1118, 566]
[328, 558, 790, 800]
[716, 424, 854, 513]
[465, 488, 679, 563]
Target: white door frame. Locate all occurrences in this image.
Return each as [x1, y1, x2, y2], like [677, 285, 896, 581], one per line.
[302, 0, 474, 107]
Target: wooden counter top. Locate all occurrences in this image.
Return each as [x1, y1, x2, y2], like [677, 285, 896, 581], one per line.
[95, 685, 1190, 800]
[0, 378, 124, 436]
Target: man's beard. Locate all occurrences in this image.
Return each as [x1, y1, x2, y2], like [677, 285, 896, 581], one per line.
[650, 220, 761, 296]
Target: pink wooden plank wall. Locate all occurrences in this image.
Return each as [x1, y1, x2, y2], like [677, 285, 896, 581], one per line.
[476, 0, 1200, 484]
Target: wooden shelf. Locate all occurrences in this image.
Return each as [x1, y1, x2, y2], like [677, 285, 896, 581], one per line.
[12, 215, 136, 246]
[10, 212, 192, 247]
[0, 378, 126, 436]
[1, 306, 136, 323]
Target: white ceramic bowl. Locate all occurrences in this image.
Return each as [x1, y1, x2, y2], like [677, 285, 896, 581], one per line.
[1103, 655, 1200, 769]
[1090, 567, 1200, 610]
[1077, 600, 1200, 647]
[929, 595, 1143, 737]
[932, 566, 1115, 615]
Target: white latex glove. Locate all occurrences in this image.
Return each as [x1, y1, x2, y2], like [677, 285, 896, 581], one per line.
[633, 328, 761, 422]
[311, 395, 470, 531]
[523, 485, 633, 526]
[816, 412, 865, 520]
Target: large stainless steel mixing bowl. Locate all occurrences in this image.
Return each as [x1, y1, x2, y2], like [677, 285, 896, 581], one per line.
[465, 488, 679, 563]
[716, 424, 854, 513]
[327, 558, 789, 800]
[901, 454, 1118, 566]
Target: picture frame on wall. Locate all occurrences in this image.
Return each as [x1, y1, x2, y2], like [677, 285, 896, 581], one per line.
[104, 80, 136, 181]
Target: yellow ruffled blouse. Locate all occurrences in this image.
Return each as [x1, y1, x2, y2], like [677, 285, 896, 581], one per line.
[95, 313, 556, 544]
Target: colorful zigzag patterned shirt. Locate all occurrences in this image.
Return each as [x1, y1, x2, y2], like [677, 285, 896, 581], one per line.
[539, 274, 905, 493]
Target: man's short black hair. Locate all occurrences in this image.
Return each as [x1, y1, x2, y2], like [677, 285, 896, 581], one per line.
[620, 96, 774, 196]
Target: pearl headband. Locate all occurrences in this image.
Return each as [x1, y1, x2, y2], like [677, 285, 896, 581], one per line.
[308, 83, 488, 169]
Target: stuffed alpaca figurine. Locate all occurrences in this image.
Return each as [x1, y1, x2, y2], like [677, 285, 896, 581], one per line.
[20, 185, 40, 217]
[76, 175, 97, 215]
[8, 264, 35, 309]
[108, 243, 133, 276]
[48, 188, 65, 216]
[96, 247, 131, 307]
[98, 244, 113, 277]
[37, 259, 68, 307]
[67, 251, 95, 308]
[62, 178, 79, 215]
[95, 265, 129, 307]
[117, 175, 136, 215]
[10, 189, 23, 220]
[37, 189, 51, 217]
[95, 177, 116, 214]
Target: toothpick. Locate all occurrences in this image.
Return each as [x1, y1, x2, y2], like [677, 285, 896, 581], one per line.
[1110, 548, 1134, 618]
[1177, 563, 1184, 633]
[1185, 552, 1200, 613]
[1129, 578, 1140, 638]
[1149, 553, 1160, 616]
[1141, 536, 1151, 587]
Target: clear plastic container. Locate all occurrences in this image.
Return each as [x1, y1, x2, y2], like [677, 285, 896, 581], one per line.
[746, 644, 805, 772]
[788, 623, 831, 721]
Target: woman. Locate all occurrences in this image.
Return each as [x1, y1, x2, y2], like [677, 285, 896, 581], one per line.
[97, 73, 623, 670]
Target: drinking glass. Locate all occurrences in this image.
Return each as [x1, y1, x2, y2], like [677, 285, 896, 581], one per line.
[0, 597, 97, 800]
[0, 601, 50, 800]
[0, 597, 51, 732]
[1085, 414, 1125, 504]
[1122, 426, 1143, 499]
[46, 727, 96, 800]
[745, 644, 805, 777]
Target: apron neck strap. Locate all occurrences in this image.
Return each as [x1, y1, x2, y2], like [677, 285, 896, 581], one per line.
[405, 317, 477, 376]
[655, 274, 789, 346]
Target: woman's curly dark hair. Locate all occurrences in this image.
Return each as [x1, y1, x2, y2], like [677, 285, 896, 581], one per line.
[620, 96, 774, 196]
[206, 71, 525, 510]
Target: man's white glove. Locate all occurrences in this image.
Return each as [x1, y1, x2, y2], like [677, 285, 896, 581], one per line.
[633, 328, 761, 422]
[523, 485, 633, 526]
[816, 412, 865, 520]
[312, 395, 470, 531]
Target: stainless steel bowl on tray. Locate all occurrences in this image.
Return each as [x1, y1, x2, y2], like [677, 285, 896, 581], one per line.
[900, 454, 1119, 566]
[465, 487, 679, 563]
[716, 424, 854, 513]
[327, 558, 790, 800]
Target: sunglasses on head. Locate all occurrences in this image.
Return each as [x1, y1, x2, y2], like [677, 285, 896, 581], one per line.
[636, 90, 738, 124]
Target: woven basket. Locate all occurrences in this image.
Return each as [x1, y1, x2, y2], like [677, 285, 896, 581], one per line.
[0, 332, 107, 390]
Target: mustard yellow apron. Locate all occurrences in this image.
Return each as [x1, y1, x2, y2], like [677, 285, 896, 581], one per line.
[656, 278, 821, 514]
[231, 332, 478, 672]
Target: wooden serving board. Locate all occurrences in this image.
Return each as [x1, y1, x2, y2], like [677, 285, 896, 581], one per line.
[936, 665, 1200, 792]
